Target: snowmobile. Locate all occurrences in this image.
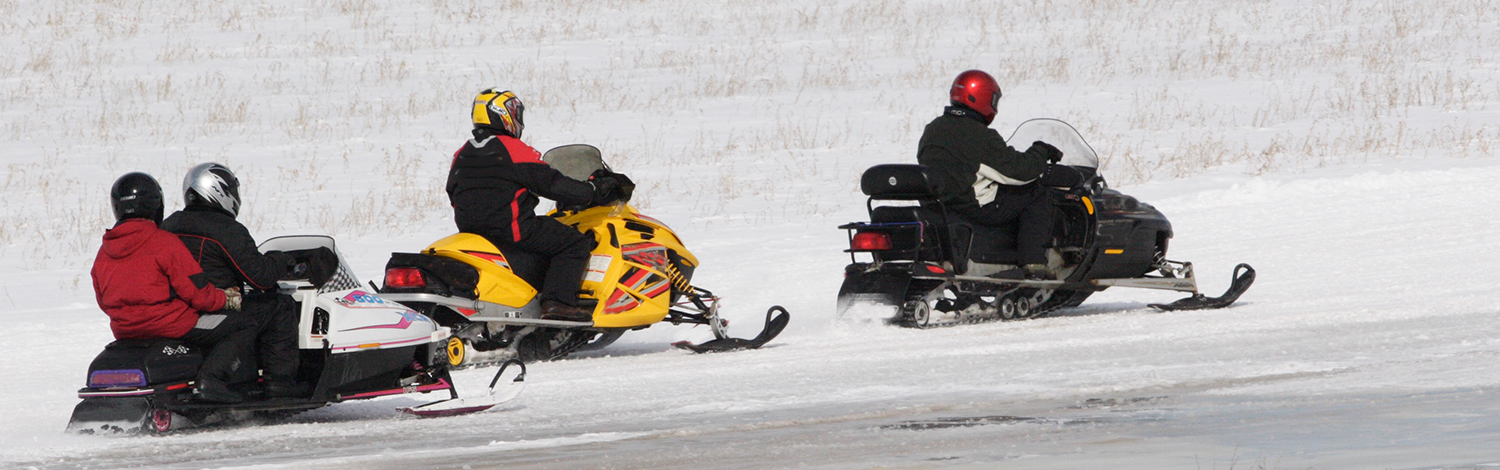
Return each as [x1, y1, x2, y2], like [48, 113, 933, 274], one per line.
[67, 235, 526, 435]
[837, 119, 1255, 327]
[378, 144, 790, 365]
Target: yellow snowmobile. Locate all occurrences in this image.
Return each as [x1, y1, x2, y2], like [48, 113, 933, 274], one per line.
[379, 145, 789, 364]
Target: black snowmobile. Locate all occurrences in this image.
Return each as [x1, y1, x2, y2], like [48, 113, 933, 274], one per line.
[67, 236, 525, 435]
[837, 119, 1255, 327]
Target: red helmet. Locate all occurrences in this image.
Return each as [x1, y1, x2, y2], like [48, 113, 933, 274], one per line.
[949, 70, 1001, 124]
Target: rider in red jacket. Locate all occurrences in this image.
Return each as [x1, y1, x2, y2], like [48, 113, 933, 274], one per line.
[92, 218, 227, 339]
[91, 172, 251, 403]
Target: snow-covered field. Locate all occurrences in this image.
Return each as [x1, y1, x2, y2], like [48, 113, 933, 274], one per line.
[4, 0, 1500, 468]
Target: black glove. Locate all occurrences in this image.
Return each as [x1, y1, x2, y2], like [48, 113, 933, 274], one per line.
[611, 172, 635, 201]
[589, 169, 635, 204]
[287, 247, 339, 287]
[1033, 141, 1063, 163]
[589, 172, 622, 205]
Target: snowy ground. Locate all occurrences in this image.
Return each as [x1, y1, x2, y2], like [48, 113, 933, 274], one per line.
[5, 0, 1500, 468]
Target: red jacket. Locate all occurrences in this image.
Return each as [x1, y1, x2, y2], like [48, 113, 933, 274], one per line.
[91, 218, 227, 339]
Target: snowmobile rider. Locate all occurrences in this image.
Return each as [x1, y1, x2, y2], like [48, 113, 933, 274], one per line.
[160, 163, 338, 399]
[917, 70, 1063, 280]
[446, 88, 633, 322]
[92, 172, 255, 404]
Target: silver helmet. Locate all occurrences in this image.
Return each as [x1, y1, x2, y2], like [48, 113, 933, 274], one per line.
[182, 163, 241, 218]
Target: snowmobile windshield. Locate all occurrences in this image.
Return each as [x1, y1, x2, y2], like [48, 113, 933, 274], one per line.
[1008, 119, 1098, 170]
[257, 235, 362, 293]
[543, 144, 606, 182]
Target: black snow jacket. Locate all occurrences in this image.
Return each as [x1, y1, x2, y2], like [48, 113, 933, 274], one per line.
[916, 106, 1052, 213]
[446, 129, 596, 242]
[161, 206, 296, 293]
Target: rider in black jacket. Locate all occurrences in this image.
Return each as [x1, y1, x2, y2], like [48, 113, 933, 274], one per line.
[161, 163, 327, 398]
[917, 70, 1062, 279]
[447, 89, 629, 321]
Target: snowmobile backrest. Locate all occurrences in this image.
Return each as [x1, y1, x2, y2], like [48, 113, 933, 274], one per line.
[861, 164, 942, 200]
[88, 339, 202, 386]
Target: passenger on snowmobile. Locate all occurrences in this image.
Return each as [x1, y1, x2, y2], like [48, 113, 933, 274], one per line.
[91, 172, 252, 404]
[917, 70, 1063, 280]
[446, 88, 632, 322]
[160, 163, 332, 399]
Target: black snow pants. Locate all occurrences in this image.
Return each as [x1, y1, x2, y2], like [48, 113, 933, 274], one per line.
[475, 216, 595, 306]
[180, 293, 300, 384]
[961, 183, 1054, 266]
[177, 311, 258, 384]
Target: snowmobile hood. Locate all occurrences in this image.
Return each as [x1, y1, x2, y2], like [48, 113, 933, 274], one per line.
[100, 219, 160, 260]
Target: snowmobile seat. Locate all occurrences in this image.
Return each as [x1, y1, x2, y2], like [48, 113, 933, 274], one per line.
[86, 339, 202, 387]
[870, 205, 922, 224]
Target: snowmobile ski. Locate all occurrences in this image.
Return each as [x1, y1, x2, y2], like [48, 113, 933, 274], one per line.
[673, 306, 790, 353]
[403, 359, 526, 417]
[1149, 263, 1256, 311]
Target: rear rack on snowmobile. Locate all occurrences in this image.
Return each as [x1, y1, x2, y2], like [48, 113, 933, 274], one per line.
[838, 221, 926, 258]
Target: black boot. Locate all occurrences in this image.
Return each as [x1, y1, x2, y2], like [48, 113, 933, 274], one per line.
[193, 376, 245, 404]
[540, 300, 593, 322]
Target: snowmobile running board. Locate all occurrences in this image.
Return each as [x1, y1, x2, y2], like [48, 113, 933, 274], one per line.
[377, 293, 593, 328]
[916, 275, 1195, 293]
[920, 259, 1202, 293]
[403, 359, 526, 417]
[911, 260, 1253, 311]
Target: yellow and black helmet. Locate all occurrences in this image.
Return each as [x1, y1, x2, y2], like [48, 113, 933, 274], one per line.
[472, 88, 525, 138]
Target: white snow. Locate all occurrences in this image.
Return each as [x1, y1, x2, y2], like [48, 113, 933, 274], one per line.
[4, 0, 1500, 468]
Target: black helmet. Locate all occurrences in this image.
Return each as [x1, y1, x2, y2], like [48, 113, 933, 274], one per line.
[110, 172, 164, 224]
[182, 163, 241, 218]
[471, 88, 525, 138]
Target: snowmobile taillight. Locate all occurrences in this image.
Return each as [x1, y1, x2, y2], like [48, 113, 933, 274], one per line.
[384, 267, 426, 288]
[89, 369, 147, 388]
[850, 231, 892, 251]
[925, 264, 947, 274]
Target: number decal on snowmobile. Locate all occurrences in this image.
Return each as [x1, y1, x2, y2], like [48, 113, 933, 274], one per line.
[339, 310, 432, 332]
[336, 290, 404, 309]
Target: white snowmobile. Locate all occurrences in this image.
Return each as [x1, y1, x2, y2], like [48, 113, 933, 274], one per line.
[67, 235, 525, 435]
